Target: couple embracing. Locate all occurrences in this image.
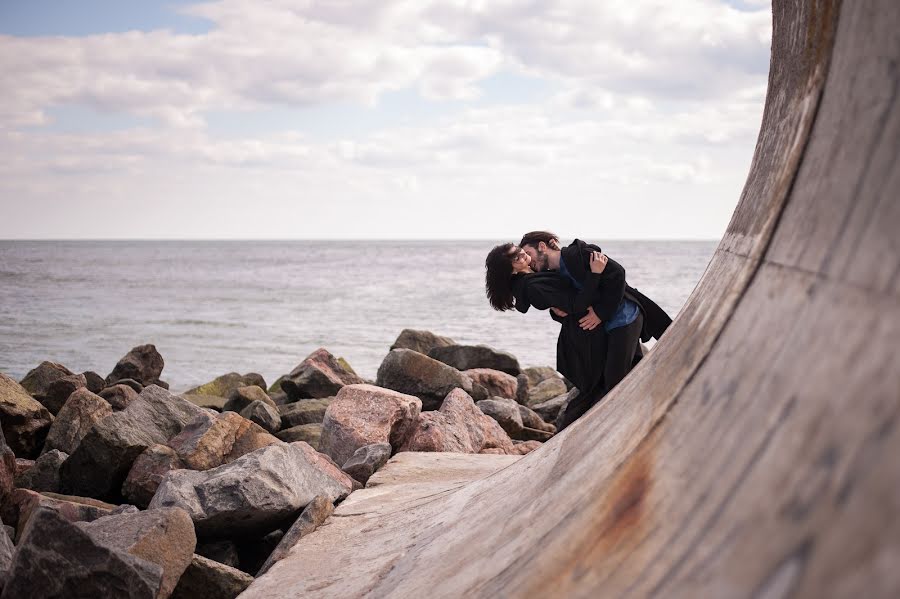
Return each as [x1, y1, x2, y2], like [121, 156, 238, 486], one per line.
[485, 232, 672, 430]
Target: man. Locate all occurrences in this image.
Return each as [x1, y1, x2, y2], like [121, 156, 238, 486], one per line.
[519, 231, 672, 429]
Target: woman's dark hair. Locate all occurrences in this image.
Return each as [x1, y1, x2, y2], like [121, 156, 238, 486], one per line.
[519, 231, 561, 250]
[485, 243, 517, 311]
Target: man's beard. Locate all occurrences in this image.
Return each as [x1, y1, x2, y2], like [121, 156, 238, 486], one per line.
[537, 252, 550, 272]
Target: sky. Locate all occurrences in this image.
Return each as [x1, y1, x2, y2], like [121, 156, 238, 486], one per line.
[0, 0, 772, 240]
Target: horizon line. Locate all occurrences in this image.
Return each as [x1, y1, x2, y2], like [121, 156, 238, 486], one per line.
[0, 236, 722, 242]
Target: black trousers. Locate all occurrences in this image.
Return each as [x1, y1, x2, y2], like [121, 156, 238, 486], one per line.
[557, 311, 644, 431]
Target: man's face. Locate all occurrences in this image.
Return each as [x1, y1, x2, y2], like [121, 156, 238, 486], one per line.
[522, 244, 546, 271]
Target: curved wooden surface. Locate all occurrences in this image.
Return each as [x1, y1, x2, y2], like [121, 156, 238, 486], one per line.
[242, 1, 900, 596]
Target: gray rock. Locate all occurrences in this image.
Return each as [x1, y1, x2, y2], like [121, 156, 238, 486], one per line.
[276, 424, 323, 449]
[222, 386, 274, 413]
[477, 398, 524, 437]
[0, 507, 163, 599]
[14, 450, 67, 493]
[532, 388, 578, 423]
[18, 361, 74, 398]
[78, 507, 196, 599]
[389, 329, 456, 355]
[2, 488, 120, 542]
[112, 378, 146, 393]
[170, 554, 254, 599]
[40, 373, 87, 415]
[149, 442, 354, 537]
[517, 404, 557, 434]
[99, 383, 141, 410]
[106, 344, 166, 387]
[60, 385, 204, 500]
[181, 393, 227, 411]
[0, 373, 54, 459]
[196, 540, 240, 569]
[0, 516, 13, 590]
[280, 348, 366, 401]
[185, 373, 267, 401]
[375, 349, 481, 411]
[257, 495, 334, 576]
[239, 400, 281, 434]
[2, 525, 12, 543]
[521, 377, 568, 407]
[428, 344, 520, 376]
[122, 445, 186, 509]
[341, 443, 392, 486]
[81, 371, 106, 394]
[43, 387, 113, 455]
[278, 398, 333, 427]
[0, 429, 14, 505]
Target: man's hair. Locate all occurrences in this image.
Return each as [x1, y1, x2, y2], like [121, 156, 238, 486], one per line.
[519, 231, 561, 250]
[485, 243, 517, 311]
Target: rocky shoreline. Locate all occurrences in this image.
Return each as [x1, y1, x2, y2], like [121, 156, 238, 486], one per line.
[0, 329, 576, 598]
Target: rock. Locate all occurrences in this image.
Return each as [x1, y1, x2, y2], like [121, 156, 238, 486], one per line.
[99, 383, 141, 410]
[122, 445, 186, 509]
[276, 424, 322, 449]
[106, 344, 166, 387]
[280, 348, 366, 401]
[78, 507, 196, 599]
[42, 387, 113, 455]
[389, 329, 456, 355]
[170, 554, 254, 599]
[82, 370, 106, 394]
[112, 378, 145, 393]
[1, 507, 163, 599]
[59, 385, 205, 500]
[168, 411, 281, 472]
[0, 516, 12, 589]
[186, 373, 267, 400]
[400, 389, 516, 455]
[428, 344, 520, 376]
[341, 443, 392, 486]
[18, 361, 74, 398]
[223, 385, 275, 413]
[319, 384, 421, 466]
[511, 440, 543, 455]
[0, 430, 14, 505]
[235, 530, 283, 575]
[39, 373, 87, 415]
[196, 541, 240, 569]
[13, 459, 33, 477]
[239, 401, 281, 433]
[278, 398, 333, 428]
[518, 427, 554, 442]
[517, 404, 557, 434]
[464, 368, 518, 399]
[476, 398, 524, 437]
[1, 488, 120, 543]
[531, 388, 578, 424]
[520, 377, 568, 407]
[2, 525, 12, 543]
[266, 376, 289, 405]
[14, 450, 67, 493]
[181, 393, 227, 411]
[0, 373, 54, 459]
[375, 349, 482, 411]
[257, 495, 334, 576]
[149, 442, 354, 538]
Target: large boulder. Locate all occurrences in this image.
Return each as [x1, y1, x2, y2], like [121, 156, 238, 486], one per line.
[0, 515, 12, 590]
[222, 385, 275, 413]
[389, 329, 455, 355]
[341, 443, 392, 486]
[106, 344, 166, 387]
[279, 398, 333, 428]
[257, 495, 333, 576]
[1, 488, 119, 542]
[319, 384, 421, 466]
[464, 368, 517, 399]
[100, 383, 141, 410]
[400, 389, 516, 455]
[149, 442, 353, 538]
[171, 554, 254, 599]
[40, 373, 87, 415]
[375, 349, 482, 411]
[185, 373, 267, 400]
[14, 449, 67, 493]
[280, 348, 366, 401]
[0, 373, 54, 459]
[240, 400, 281, 433]
[0, 430, 14, 505]
[428, 344, 520, 376]
[59, 385, 204, 500]
[122, 445, 186, 509]
[18, 361, 74, 398]
[0, 507, 163, 599]
[167, 411, 281, 471]
[42, 387, 113, 455]
[78, 508, 196, 599]
[276, 424, 323, 449]
[476, 398, 524, 437]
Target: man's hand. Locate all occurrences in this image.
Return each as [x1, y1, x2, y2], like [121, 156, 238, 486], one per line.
[551, 307, 569, 318]
[579, 306, 602, 330]
[589, 251, 608, 274]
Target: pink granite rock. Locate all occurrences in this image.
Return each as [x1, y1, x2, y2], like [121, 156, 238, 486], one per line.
[0, 373, 54, 459]
[280, 348, 366, 401]
[319, 384, 421, 466]
[43, 387, 113, 455]
[122, 445, 186, 509]
[464, 368, 518, 399]
[167, 411, 281, 471]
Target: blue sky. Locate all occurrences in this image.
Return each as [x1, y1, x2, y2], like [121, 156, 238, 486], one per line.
[0, 0, 772, 240]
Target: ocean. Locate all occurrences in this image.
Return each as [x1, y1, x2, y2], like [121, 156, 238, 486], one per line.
[0, 240, 716, 392]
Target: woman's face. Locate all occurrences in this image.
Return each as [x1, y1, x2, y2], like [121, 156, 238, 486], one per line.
[507, 245, 533, 273]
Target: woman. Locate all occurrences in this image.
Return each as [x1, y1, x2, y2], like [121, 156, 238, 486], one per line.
[485, 242, 614, 430]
